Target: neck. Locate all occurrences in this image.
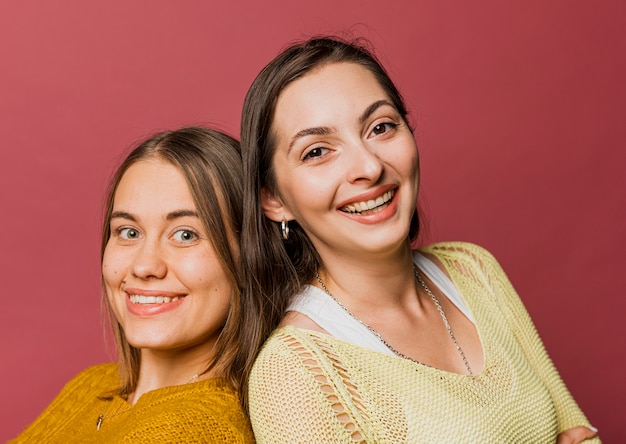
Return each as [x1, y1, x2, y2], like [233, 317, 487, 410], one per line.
[316, 242, 417, 310]
[127, 348, 214, 404]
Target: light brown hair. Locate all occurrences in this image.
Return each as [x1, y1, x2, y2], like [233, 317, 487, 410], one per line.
[101, 126, 245, 396]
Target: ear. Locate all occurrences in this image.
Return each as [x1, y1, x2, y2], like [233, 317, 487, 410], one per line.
[261, 187, 292, 222]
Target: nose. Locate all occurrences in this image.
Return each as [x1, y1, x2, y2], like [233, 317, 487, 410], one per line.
[131, 239, 167, 280]
[345, 139, 384, 183]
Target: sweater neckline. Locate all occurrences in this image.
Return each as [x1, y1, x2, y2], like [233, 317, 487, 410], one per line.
[102, 376, 233, 407]
[279, 324, 489, 378]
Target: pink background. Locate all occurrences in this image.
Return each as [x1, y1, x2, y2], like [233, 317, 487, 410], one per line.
[1, 1, 624, 441]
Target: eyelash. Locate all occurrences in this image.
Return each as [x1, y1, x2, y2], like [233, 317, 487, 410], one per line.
[369, 121, 398, 137]
[116, 226, 141, 240]
[112, 226, 199, 243]
[302, 146, 328, 161]
[300, 120, 399, 161]
[171, 228, 199, 243]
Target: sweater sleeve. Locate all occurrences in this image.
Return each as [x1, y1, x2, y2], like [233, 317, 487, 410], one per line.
[444, 242, 599, 441]
[248, 327, 372, 444]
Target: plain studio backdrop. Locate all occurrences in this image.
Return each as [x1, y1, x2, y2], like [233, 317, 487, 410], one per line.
[1, 1, 623, 441]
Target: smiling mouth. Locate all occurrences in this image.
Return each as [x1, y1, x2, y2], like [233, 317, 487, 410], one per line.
[340, 190, 395, 215]
[129, 295, 182, 305]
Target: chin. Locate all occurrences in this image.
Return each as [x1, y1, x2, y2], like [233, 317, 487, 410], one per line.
[125, 334, 176, 350]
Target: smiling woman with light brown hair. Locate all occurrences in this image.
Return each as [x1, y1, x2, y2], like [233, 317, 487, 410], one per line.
[11, 127, 254, 443]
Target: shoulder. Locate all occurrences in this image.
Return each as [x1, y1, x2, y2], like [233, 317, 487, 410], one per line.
[181, 378, 243, 412]
[250, 326, 333, 383]
[59, 362, 119, 395]
[250, 326, 374, 390]
[176, 380, 254, 441]
[74, 362, 118, 379]
[10, 363, 119, 440]
[248, 327, 338, 418]
[194, 383, 252, 437]
[126, 379, 254, 442]
[418, 241, 506, 276]
[253, 326, 312, 362]
[417, 241, 514, 295]
[419, 241, 499, 264]
[280, 284, 339, 335]
[280, 308, 329, 333]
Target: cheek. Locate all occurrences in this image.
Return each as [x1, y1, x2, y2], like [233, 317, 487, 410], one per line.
[280, 183, 331, 223]
[189, 262, 233, 322]
[101, 256, 124, 317]
[101, 246, 124, 288]
[176, 254, 208, 280]
[178, 253, 229, 291]
[211, 285, 233, 323]
[397, 140, 420, 180]
[409, 154, 420, 183]
[278, 167, 337, 209]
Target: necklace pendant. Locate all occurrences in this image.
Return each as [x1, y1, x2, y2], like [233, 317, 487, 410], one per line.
[96, 414, 103, 431]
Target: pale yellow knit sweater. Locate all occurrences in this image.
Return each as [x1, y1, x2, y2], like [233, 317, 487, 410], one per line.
[249, 242, 599, 443]
[11, 363, 254, 443]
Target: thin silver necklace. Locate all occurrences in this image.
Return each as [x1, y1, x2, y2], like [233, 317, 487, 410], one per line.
[96, 372, 202, 431]
[315, 267, 473, 374]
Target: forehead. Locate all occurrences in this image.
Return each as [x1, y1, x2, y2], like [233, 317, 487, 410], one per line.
[272, 62, 390, 133]
[282, 62, 386, 105]
[114, 158, 194, 207]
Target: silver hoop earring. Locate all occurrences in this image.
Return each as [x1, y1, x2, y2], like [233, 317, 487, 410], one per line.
[281, 217, 290, 240]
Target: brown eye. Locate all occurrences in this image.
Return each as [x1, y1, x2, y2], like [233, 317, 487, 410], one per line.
[371, 122, 397, 136]
[302, 147, 328, 161]
[373, 124, 386, 135]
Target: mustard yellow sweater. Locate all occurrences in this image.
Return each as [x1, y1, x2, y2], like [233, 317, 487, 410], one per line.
[249, 242, 599, 443]
[11, 363, 254, 443]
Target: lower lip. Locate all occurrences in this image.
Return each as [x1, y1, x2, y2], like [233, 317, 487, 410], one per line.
[125, 295, 186, 317]
[340, 194, 399, 225]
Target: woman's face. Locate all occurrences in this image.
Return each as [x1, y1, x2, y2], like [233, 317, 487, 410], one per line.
[102, 158, 232, 358]
[264, 62, 420, 260]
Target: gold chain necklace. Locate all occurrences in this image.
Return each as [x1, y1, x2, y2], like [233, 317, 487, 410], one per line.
[315, 267, 473, 374]
[96, 372, 201, 431]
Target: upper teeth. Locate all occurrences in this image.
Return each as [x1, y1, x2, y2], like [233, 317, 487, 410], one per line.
[129, 295, 180, 304]
[343, 190, 394, 213]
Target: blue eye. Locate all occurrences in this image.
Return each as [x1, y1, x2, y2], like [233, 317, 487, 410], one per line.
[119, 228, 140, 240]
[173, 229, 197, 242]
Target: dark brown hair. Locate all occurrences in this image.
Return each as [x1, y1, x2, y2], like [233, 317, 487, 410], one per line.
[238, 36, 421, 410]
[101, 126, 246, 396]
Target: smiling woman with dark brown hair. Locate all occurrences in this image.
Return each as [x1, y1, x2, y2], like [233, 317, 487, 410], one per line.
[11, 127, 254, 443]
[239, 36, 599, 443]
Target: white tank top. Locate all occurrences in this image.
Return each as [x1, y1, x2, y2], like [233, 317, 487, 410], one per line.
[286, 252, 474, 356]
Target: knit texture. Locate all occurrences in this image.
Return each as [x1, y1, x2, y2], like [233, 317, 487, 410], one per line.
[248, 242, 599, 443]
[11, 363, 254, 443]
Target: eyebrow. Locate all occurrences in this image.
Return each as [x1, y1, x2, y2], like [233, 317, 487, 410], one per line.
[359, 100, 395, 124]
[288, 126, 333, 151]
[166, 210, 200, 220]
[287, 99, 396, 151]
[109, 210, 199, 222]
[110, 211, 136, 222]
